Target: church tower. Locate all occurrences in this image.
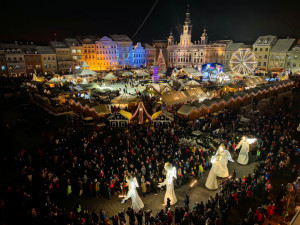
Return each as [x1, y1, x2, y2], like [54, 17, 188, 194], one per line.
[180, 5, 192, 46]
[201, 26, 208, 45]
[168, 29, 174, 46]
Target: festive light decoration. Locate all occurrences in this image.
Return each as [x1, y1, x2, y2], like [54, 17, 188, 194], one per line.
[156, 49, 166, 71]
[190, 180, 197, 187]
[230, 49, 257, 76]
[131, 102, 152, 124]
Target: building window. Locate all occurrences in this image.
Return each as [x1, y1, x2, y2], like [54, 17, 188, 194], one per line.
[265, 48, 268, 51]
[264, 55, 267, 59]
[263, 62, 266, 66]
[44, 64, 47, 68]
[254, 48, 257, 51]
[260, 48, 263, 51]
[258, 62, 261, 66]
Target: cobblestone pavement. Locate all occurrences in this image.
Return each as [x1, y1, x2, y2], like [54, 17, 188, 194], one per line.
[56, 158, 258, 217]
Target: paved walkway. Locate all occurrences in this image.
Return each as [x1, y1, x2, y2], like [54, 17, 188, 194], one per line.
[55, 159, 257, 217]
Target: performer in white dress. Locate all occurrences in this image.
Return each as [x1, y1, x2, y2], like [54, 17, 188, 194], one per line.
[121, 175, 144, 211]
[205, 154, 227, 190]
[158, 162, 177, 205]
[235, 136, 250, 165]
[212, 144, 234, 177]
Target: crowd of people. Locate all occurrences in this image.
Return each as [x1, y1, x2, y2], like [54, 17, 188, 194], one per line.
[0, 84, 299, 225]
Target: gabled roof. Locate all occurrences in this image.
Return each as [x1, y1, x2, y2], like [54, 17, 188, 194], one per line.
[50, 41, 68, 48]
[177, 105, 198, 115]
[111, 93, 139, 104]
[92, 105, 110, 114]
[151, 110, 174, 120]
[110, 34, 132, 42]
[270, 39, 295, 52]
[98, 36, 113, 42]
[226, 43, 244, 51]
[254, 35, 277, 46]
[119, 110, 132, 120]
[181, 67, 197, 74]
[36, 46, 56, 54]
[144, 43, 155, 50]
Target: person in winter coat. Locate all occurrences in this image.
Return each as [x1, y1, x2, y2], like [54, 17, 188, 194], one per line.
[267, 202, 275, 219]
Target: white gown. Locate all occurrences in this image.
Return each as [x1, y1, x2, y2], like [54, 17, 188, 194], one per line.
[212, 149, 234, 177]
[205, 159, 226, 190]
[158, 167, 177, 205]
[236, 140, 250, 165]
[123, 178, 144, 211]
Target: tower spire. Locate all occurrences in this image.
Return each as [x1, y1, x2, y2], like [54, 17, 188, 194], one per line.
[184, 4, 191, 25]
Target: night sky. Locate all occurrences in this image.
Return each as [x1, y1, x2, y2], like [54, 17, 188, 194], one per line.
[1, 0, 299, 44]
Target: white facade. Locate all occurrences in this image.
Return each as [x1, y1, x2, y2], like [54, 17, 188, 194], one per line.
[167, 6, 207, 69]
[96, 36, 119, 70]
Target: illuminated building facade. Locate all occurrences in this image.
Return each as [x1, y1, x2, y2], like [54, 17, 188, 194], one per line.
[253, 35, 277, 70]
[144, 43, 156, 67]
[64, 38, 83, 69]
[95, 36, 118, 70]
[79, 38, 98, 71]
[204, 42, 227, 65]
[152, 40, 168, 66]
[167, 6, 207, 69]
[110, 34, 133, 68]
[268, 38, 295, 72]
[36, 46, 58, 75]
[50, 41, 74, 74]
[132, 42, 146, 68]
[2, 43, 26, 76]
[0, 49, 8, 76]
[20, 45, 43, 75]
[285, 44, 300, 73]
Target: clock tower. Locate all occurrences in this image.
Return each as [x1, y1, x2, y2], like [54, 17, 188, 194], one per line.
[180, 5, 192, 46]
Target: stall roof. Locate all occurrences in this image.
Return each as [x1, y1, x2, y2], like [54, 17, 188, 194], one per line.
[111, 93, 139, 104]
[177, 105, 198, 115]
[119, 110, 132, 120]
[92, 105, 110, 114]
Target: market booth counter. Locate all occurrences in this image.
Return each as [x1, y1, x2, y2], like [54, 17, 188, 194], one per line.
[108, 110, 132, 128]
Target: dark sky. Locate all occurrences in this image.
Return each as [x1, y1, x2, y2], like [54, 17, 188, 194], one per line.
[1, 0, 299, 44]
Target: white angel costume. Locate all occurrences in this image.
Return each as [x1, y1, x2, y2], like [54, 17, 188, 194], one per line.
[236, 137, 250, 165]
[205, 155, 227, 190]
[158, 163, 177, 205]
[211, 145, 234, 177]
[121, 176, 144, 211]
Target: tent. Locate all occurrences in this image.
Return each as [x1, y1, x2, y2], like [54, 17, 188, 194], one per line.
[136, 71, 150, 77]
[111, 93, 139, 108]
[184, 80, 201, 88]
[103, 73, 117, 80]
[122, 71, 134, 76]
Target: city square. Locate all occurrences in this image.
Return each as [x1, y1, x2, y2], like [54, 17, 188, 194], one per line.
[0, 1, 300, 225]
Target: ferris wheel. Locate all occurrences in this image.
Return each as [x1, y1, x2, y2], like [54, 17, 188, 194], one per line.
[230, 49, 257, 76]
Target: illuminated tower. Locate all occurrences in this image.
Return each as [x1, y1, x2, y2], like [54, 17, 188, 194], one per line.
[201, 27, 208, 45]
[180, 5, 192, 46]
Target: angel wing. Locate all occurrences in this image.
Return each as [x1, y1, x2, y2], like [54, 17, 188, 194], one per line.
[246, 138, 257, 145]
[211, 155, 216, 164]
[171, 167, 177, 180]
[133, 177, 139, 188]
[225, 150, 234, 162]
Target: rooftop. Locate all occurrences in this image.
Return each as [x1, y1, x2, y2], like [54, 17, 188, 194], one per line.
[254, 35, 277, 46]
[35, 46, 56, 54]
[50, 41, 68, 48]
[270, 38, 296, 52]
[110, 34, 132, 42]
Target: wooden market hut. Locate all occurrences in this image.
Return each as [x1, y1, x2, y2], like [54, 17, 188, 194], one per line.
[145, 83, 173, 96]
[111, 93, 139, 109]
[177, 105, 199, 120]
[85, 105, 110, 120]
[222, 94, 235, 110]
[108, 110, 132, 128]
[151, 110, 174, 127]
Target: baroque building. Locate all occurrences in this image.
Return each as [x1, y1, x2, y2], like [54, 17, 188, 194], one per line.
[167, 6, 207, 69]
